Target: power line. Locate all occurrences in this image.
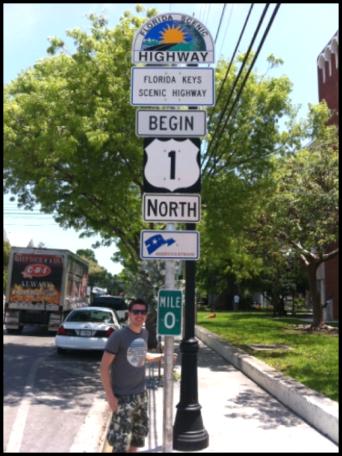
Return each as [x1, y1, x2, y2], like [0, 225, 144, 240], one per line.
[206, 3, 282, 178]
[214, 4, 227, 45]
[5, 224, 60, 227]
[207, 4, 254, 133]
[203, 3, 270, 176]
[217, 4, 234, 60]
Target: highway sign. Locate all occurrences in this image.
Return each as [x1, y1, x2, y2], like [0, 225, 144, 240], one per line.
[157, 289, 182, 336]
[143, 193, 201, 222]
[136, 110, 207, 137]
[131, 67, 215, 106]
[132, 12, 215, 65]
[143, 138, 201, 193]
[140, 230, 200, 260]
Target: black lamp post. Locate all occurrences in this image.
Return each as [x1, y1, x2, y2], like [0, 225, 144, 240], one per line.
[173, 223, 209, 451]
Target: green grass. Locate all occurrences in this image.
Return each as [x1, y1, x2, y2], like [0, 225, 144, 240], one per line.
[197, 311, 339, 401]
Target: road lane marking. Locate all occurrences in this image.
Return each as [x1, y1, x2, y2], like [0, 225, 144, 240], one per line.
[69, 396, 109, 452]
[5, 356, 44, 452]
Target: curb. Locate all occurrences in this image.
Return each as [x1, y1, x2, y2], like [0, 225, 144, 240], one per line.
[195, 325, 339, 445]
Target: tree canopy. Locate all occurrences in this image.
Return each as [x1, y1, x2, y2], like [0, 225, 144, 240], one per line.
[4, 8, 338, 317]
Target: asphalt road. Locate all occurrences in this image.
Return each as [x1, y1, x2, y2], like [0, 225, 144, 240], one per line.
[4, 326, 108, 453]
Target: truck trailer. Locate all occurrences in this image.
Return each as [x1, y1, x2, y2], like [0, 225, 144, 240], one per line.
[4, 247, 89, 333]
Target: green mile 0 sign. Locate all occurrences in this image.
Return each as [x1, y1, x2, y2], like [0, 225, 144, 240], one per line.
[157, 289, 183, 336]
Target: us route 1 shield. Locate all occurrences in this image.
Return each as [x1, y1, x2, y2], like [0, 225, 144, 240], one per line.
[143, 137, 201, 193]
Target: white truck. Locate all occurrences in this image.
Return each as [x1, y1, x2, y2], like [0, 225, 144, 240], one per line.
[4, 247, 89, 333]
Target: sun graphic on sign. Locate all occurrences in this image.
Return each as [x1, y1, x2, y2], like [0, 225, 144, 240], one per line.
[160, 25, 187, 44]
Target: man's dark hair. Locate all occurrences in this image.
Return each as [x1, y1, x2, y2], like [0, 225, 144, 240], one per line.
[128, 298, 148, 312]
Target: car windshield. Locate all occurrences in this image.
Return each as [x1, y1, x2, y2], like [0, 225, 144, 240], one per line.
[66, 310, 114, 323]
[92, 297, 127, 310]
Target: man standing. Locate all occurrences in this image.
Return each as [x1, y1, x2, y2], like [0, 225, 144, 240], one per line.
[100, 298, 164, 453]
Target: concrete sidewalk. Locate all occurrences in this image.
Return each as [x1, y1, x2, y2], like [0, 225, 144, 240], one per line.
[103, 336, 338, 453]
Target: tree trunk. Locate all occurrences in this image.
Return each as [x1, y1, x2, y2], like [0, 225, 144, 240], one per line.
[271, 287, 286, 317]
[306, 263, 324, 328]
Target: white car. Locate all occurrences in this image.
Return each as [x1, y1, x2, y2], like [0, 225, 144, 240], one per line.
[55, 307, 121, 354]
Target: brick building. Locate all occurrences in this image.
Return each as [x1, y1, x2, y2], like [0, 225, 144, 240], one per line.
[316, 31, 339, 321]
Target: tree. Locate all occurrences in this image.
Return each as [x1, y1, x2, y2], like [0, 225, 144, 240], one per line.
[4, 8, 306, 298]
[3, 240, 11, 293]
[4, 9, 154, 271]
[76, 248, 97, 262]
[255, 104, 338, 328]
[76, 248, 115, 293]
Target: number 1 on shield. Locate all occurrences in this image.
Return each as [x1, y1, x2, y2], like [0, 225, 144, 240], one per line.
[168, 150, 176, 180]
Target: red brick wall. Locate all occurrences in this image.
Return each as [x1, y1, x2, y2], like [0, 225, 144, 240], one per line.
[317, 32, 339, 321]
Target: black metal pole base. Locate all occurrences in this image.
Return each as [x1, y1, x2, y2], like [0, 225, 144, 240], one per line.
[173, 338, 209, 451]
[173, 405, 209, 451]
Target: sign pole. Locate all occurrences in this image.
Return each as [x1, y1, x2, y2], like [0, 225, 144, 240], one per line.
[163, 224, 175, 453]
[172, 237, 209, 451]
[131, 11, 214, 452]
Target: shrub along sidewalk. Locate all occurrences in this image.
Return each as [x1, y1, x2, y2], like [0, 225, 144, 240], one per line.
[197, 311, 338, 401]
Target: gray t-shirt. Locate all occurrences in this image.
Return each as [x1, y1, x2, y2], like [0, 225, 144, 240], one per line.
[105, 326, 148, 396]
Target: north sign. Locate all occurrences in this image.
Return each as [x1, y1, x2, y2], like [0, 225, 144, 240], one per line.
[136, 110, 207, 138]
[140, 230, 199, 260]
[143, 138, 201, 193]
[131, 67, 215, 106]
[132, 12, 214, 65]
[143, 193, 201, 223]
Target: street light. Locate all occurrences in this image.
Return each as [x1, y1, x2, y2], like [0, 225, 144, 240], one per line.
[173, 224, 209, 451]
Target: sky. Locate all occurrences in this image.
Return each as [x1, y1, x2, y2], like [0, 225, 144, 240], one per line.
[3, 3, 339, 275]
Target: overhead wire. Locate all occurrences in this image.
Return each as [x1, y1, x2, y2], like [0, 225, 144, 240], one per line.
[214, 4, 227, 45]
[206, 3, 281, 178]
[207, 4, 255, 133]
[217, 4, 234, 60]
[202, 3, 270, 175]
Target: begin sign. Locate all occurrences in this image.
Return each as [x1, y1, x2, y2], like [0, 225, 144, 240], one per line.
[136, 110, 207, 137]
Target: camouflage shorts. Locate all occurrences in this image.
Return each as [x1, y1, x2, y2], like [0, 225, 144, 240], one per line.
[107, 391, 148, 453]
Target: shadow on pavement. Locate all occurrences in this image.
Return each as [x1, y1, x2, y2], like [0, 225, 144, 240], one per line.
[4, 341, 104, 411]
[224, 388, 303, 429]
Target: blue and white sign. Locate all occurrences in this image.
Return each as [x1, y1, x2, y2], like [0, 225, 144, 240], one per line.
[140, 230, 199, 260]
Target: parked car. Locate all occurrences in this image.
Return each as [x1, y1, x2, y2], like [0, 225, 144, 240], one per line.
[91, 295, 128, 323]
[55, 306, 121, 354]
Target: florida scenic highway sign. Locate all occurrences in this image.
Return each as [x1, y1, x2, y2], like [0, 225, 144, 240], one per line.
[132, 12, 214, 65]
